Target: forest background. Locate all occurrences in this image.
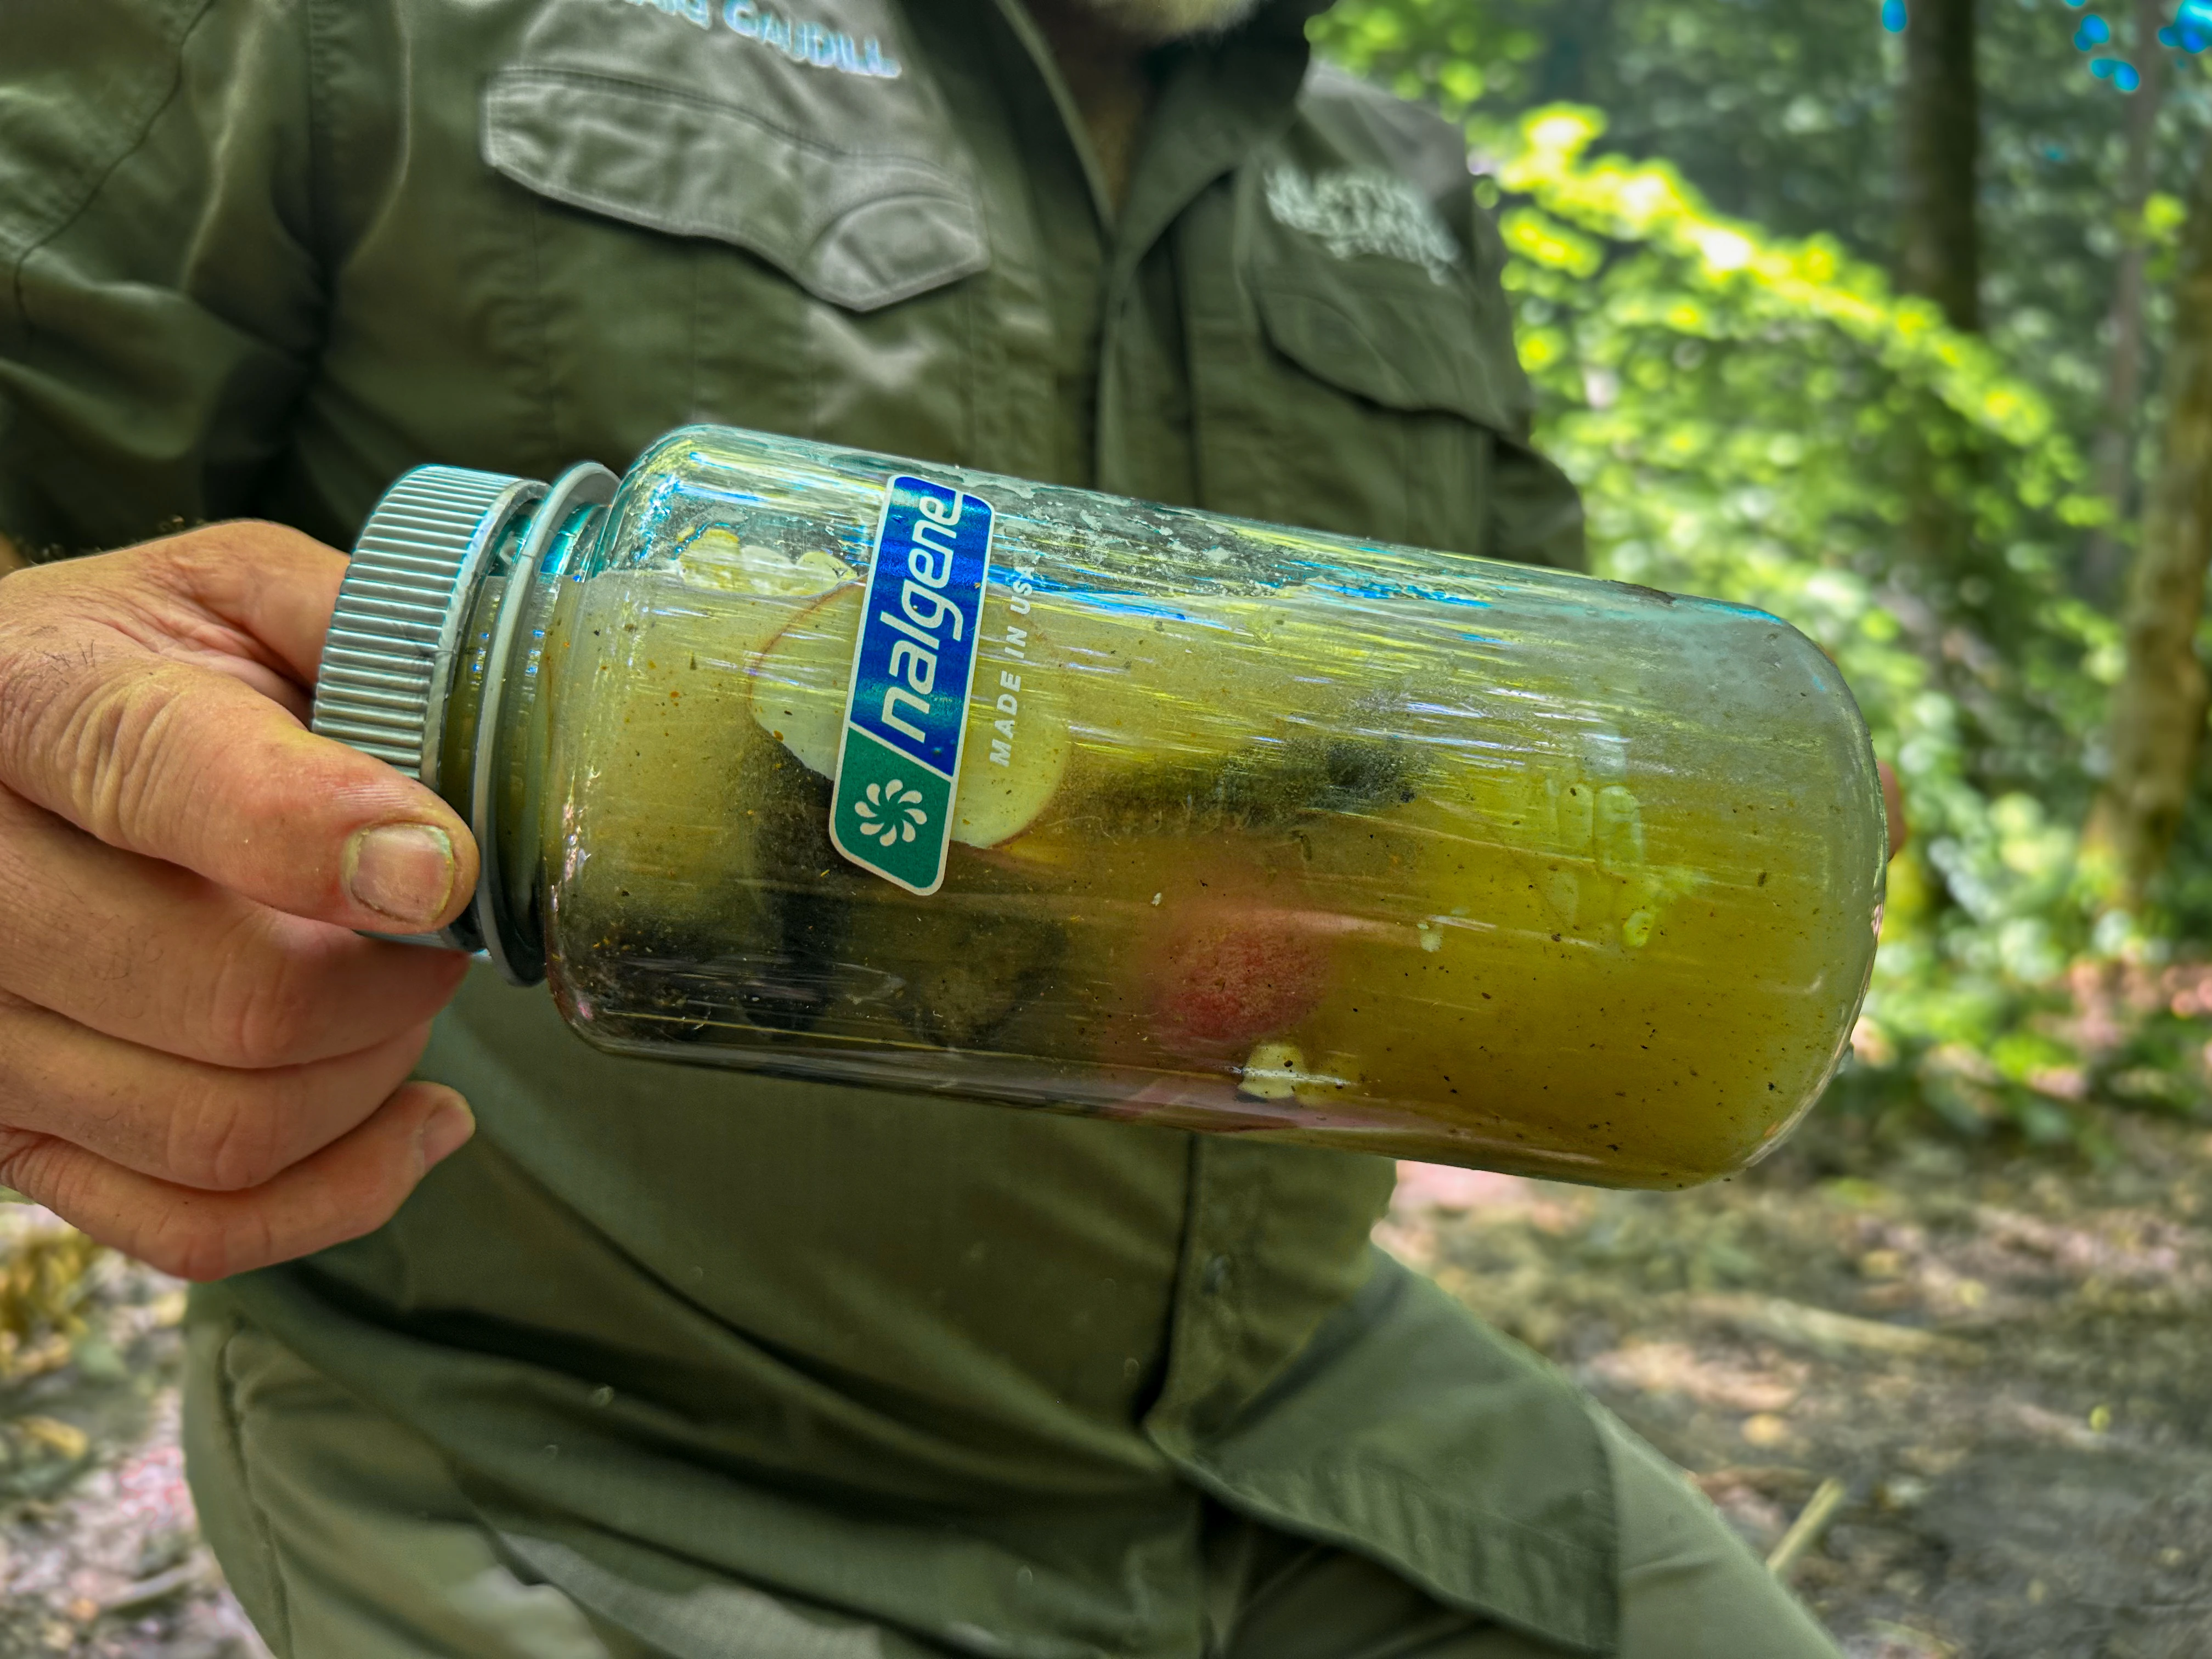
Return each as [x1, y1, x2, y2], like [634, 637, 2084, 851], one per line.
[1308, 0, 2212, 1153]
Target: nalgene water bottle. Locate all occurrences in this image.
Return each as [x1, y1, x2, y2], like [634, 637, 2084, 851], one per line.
[311, 425, 1886, 1187]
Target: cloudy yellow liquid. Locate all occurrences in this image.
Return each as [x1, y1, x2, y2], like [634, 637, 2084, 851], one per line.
[532, 540, 1880, 1189]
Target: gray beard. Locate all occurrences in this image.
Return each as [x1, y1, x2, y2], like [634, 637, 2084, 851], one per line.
[1071, 0, 1263, 42]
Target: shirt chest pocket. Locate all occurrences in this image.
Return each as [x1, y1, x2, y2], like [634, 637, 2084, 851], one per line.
[478, 25, 991, 468]
[1183, 167, 1522, 558]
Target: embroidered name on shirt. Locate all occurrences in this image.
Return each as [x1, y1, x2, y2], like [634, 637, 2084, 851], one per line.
[1264, 166, 1462, 285]
[619, 0, 903, 79]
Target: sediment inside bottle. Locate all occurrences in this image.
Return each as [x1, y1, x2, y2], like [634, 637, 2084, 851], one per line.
[535, 527, 1879, 1187]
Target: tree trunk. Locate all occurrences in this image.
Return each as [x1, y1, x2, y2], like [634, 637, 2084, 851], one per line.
[1897, 0, 1981, 330]
[2079, 0, 2171, 603]
[1531, 0, 1616, 107]
[1894, 0, 1982, 619]
[2084, 139, 2212, 905]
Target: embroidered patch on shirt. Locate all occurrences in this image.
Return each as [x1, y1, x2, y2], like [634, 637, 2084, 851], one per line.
[1264, 166, 1462, 285]
[619, 0, 902, 79]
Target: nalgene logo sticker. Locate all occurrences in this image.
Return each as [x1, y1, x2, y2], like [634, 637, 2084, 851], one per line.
[830, 475, 995, 894]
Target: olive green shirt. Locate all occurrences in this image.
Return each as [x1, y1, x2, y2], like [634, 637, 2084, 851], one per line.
[1, 2, 1609, 1653]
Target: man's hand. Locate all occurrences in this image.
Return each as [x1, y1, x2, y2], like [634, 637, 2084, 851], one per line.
[0, 522, 479, 1279]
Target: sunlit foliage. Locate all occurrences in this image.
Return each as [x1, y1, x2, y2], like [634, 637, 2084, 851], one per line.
[1312, 0, 2212, 1138]
[1488, 108, 2148, 1138]
[1314, 0, 2212, 512]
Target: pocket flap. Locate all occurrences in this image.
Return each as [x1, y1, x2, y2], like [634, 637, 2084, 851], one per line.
[483, 66, 988, 313]
[1247, 162, 1516, 429]
[1252, 276, 1514, 430]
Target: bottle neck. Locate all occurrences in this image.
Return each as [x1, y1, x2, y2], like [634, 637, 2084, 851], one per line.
[436, 476, 613, 984]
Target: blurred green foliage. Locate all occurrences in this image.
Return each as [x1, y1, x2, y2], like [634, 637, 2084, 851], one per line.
[1311, 6, 2212, 1146]
[1314, 0, 2212, 458]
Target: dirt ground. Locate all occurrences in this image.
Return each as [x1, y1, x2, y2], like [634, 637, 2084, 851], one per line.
[1386, 1108, 2212, 1658]
[0, 1219, 263, 1659]
[3, 1104, 2209, 1657]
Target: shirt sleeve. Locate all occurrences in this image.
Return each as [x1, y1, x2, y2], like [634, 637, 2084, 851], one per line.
[0, 0, 322, 559]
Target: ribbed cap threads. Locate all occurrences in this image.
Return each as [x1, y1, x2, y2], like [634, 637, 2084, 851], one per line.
[312, 466, 538, 783]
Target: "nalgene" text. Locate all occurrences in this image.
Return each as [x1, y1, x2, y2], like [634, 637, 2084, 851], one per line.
[828, 476, 995, 895]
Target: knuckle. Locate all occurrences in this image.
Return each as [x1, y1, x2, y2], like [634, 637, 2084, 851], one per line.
[47, 666, 193, 848]
[0, 1125, 59, 1201]
[171, 518, 308, 571]
[3, 652, 286, 861]
[138, 1206, 256, 1283]
[132, 522, 291, 596]
[161, 523, 336, 636]
[201, 929, 321, 1069]
[165, 1075, 297, 1193]
[143, 527, 233, 583]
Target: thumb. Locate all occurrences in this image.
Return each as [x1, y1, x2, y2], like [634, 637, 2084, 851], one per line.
[0, 526, 479, 932]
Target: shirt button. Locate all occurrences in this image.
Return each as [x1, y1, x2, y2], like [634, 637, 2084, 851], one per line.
[1201, 1254, 1232, 1294]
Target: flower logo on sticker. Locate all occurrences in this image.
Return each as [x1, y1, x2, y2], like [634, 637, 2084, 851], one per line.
[854, 778, 928, 846]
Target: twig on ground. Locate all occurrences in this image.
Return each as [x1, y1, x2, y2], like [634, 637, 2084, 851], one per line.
[1767, 1476, 1850, 1579]
[98, 1555, 210, 1617]
[1685, 1295, 1984, 1364]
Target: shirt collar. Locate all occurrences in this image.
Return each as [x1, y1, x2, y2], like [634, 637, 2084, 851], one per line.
[976, 0, 1322, 262]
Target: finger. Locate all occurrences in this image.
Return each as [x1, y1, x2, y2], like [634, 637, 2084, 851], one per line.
[0, 1080, 475, 1282]
[0, 992, 436, 1192]
[0, 647, 477, 934]
[0, 786, 467, 1066]
[32, 522, 348, 701]
[151, 520, 352, 687]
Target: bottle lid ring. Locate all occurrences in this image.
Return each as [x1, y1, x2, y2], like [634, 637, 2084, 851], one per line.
[470, 461, 618, 985]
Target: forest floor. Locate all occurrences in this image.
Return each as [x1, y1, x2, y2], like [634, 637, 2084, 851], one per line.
[0, 1217, 261, 1659]
[2, 1106, 2209, 1658]
[1387, 1107, 2212, 1658]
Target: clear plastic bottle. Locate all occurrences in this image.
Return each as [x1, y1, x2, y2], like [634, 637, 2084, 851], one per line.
[312, 425, 1886, 1187]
